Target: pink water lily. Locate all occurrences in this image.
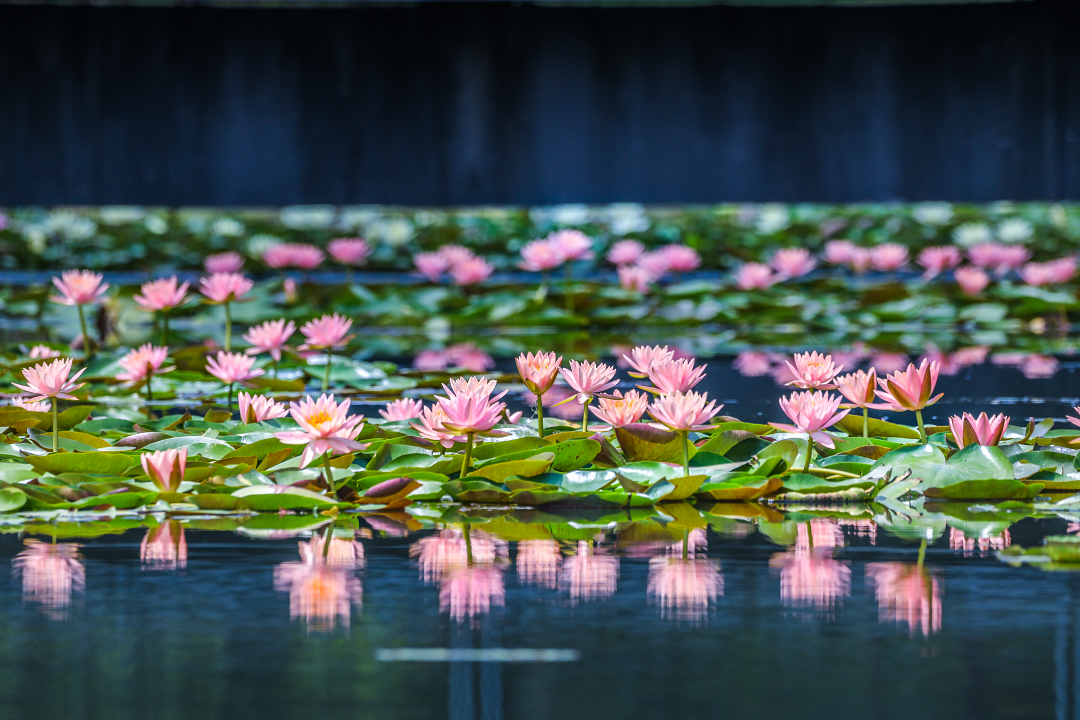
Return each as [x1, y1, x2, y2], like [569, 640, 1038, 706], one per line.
[444, 376, 506, 402]
[412, 403, 466, 448]
[659, 245, 701, 273]
[199, 272, 253, 304]
[450, 256, 494, 286]
[623, 345, 674, 379]
[519, 238, 565, 272]
[328, 237, 372, 267]
[276, 394, 365, 468]
[869, 243, 908, 272]
[141, 448, 187, 492]
[948, 412, 1010, 449]
[559, 360, 618, 404]
[379, 398, 425, 421]
[769, 391, 849, 449]
[549, 229, 594, 261]
[589, 389, 649, 430]
[642, 357, 706, 395]
[823, 240, 856, 266]
[967, 242, 1030, 277]
[875, 359, 942, 413]
[1019, 257, 1077, 287]
[606, 240, 645, 266]
[51, 270, 109, 306]
[413, 252, 450, 282]
[618, 265, 654, 294]
[204, 251, 244, 274]
[437, 390, 506, 435]
[785, 351, 843, 391]
[438, 244, 477, 268]
[11, 398, 49, 412]
[116, 344, 174, 385]
[954, 266, 990, 295]
[849, 247, 873, 273]
[637, 250, 672, 278]
[237, 391, 288, 424]
[205, 351, 264, 386]
[769, 248, 816, 279]
[243, 319, 296, 362]
[917, 246, 962, 279]
[516, 351, 563, 394]
[299, 313, 353, 351]
[134, 276, 189, 312]
[263, 242, 325, 270]
[28, 345, 61, 360]
[647, 390, 722, 432]
[734, 262, 778, 290]
[13, 358, 86, 402]
[834, 368, 877, 408]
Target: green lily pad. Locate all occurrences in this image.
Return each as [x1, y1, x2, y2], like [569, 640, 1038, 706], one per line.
[467, 456, 553, 483]
[835, 415, 921, 440]
[614, 423, 688, 463]
[24, 451, 137, 476]
[696, 476, 783, 501]
[232, 485, 343, 510]
[0, 487, 28, 512]
[923, 480, 1043, 500]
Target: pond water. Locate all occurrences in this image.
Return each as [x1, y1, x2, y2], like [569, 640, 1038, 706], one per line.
[4, 346, 1080, 720]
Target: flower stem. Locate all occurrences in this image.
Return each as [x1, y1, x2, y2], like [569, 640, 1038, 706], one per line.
[681, 429, 690, 477]
[271, 357, 278, 378]
[915, 409, 927, 443]
[145, 370, 154, 418]
[223, 301, 232, 351]
[463, 523, 473, 565]
[323, 451, 337, 499]
[536, 395, 545, 438]
[581, 399, 590, 432]
[227, 383, 233, 415]
[322, 521, 335, 560]
[51, 397, 58, 452]
[322, 351, 332, 392]
[76, 304, 93, 359]
[460, 432, 475, 477]
[162, 312, 170, 346]
[862, 407, 869, 438]
[803, 435, 813, 473]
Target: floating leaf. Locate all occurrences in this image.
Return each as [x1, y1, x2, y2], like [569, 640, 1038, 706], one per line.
[615, 423, 688, 463]
[24, 451, 137, 476]
[550, 438, 601, 472]
[0, 487, 28, 512]
[923, 480, 1043, 501]
[697, 476, 783, 501]
[232, 485, 343, 510]
[834, 415, 921, 440]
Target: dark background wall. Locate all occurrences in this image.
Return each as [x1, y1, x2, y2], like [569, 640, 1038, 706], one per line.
[1, 0, 1077, 205]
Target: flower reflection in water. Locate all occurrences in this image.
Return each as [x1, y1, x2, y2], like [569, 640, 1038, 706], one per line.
[948, 527, 1011, 556]
[410, 527, 509, 622]
[866, 562, 942, 637]
[770, 521, 850, 616]
[140, 520, 187, 570]
[273, 535, 364, 632]
[838, 518, 877, 545]
[516, 538, 562, 589]
[13, 540, 85, 620]
[647, 530, 723, 623]
[561, 540, 619, 604]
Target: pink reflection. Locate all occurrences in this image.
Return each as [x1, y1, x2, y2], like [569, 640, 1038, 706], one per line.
[516, 538, 562, 589]
[770, 521, 850, 613]
[13, 540, 85, 620]
[948, 527, 1011, 556]
[623, 528, 709, 558]
[648, 558, 724, 622]
[412, 343, 495, 373]
[410, 527, 509, 622]
[869, 352, 910, 375]
[522, 385, 582, 420]
[1021, 354, 1058, 379]
[273, 536, 365, 632]
[140, 520, 188, 570]
[732, 351, 773, 377]
[561, 540, 619, 603]
[866, 562, 942, 637]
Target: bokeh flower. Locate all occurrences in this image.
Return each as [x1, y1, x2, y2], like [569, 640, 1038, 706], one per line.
[917, 246, 962, 279]
[519, 237, 565, 272]
[328, 237, 372, 267]
[869, 243, 909, 272]
[450, 256, 494, 286]
[606, 240, 645, 266]
[204, 251, 244, 274]
[199, 272, 253, 304]
[243, 319, 296, 362]
[205, 351, 264, 386]
[134, 276, 189, 312]
[769, 248, 816, 279]
[50, 270, 109, 306]
[734, 262, 778, 290]
[379, 397, 425, 421]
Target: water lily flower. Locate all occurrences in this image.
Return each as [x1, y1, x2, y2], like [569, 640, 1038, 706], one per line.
[204, 251, 244, 274]
[917, 245, 962, 279]
[412, 403, 466, 448]
[849, 247, 873, 274]
[1019, 256, 1077, 286]
[623, 345, 674, 379]
[328, 237, 372, 267]
[948, 412, 1010, 449]
[648, 390, 722, 473]
[875, 358, 942, 441]
[516, 350, 563, 436]
[606, 239, 645, 266]
[117, 343, 174, 407]
[636, 250, 672, 278]
[263, 242, 325, 270]
[276, 394, 365, 474]
[561, 540, 619, 603]
[519, 237, 565, 272]
[438, 244, 477, 269]
[28, 345, 62, 360]
[134, 276, 189, 313]
[11, 397, 49, 412]
[299, 314, 353, 351]
[834, 368, 877, 437]
[866, 563, 942, 637]
[443, 343, 496, 372]
[659, 245, 701, 273]
[199, 272, 254, 351]
[413, 251, 451, 282]
[437, 384, 506, 474]
[967, 242, 1030, 277]
[141, 447, 187, 492]
[642, 357, 707, 395]
[283, 277, 299, 303]
[206, 350, 264, 412]
[618, 265, 654, 294]
[549, 229, 594, 261]
[450, 256, 494, 286]
[823, 240, 857, 266]
[444, 376, 507, 402]
[237, 391, 288, 424]
[140, 521, 187, 570]
[13, 357, 87, 451]
[51, 269, 109, 306]
[734, 262, 778, 290]
[955, 266, 990, 296]
[243, 318, 296, 365]
[379, 397, 425, 422]
[869, 243, 909, 272]
[13, 540, 85, 620]
[770, 390, 848, 455]
[785, 351, 843, 391]
[769, 248, 816, 279]
[556, 359, 618, 430]
[589, 389, 649, 430]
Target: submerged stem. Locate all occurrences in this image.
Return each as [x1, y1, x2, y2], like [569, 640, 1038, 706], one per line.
[862, 407, 869, 438]
[51, 397, 58, 453]
[463, 523, 473, 565]
[803, 436, 813, 474]
[915, 409, 927, 443]
[460, 433, 475, 477]
[917, 537, 927, 569]
[223, 302, 232, 352]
